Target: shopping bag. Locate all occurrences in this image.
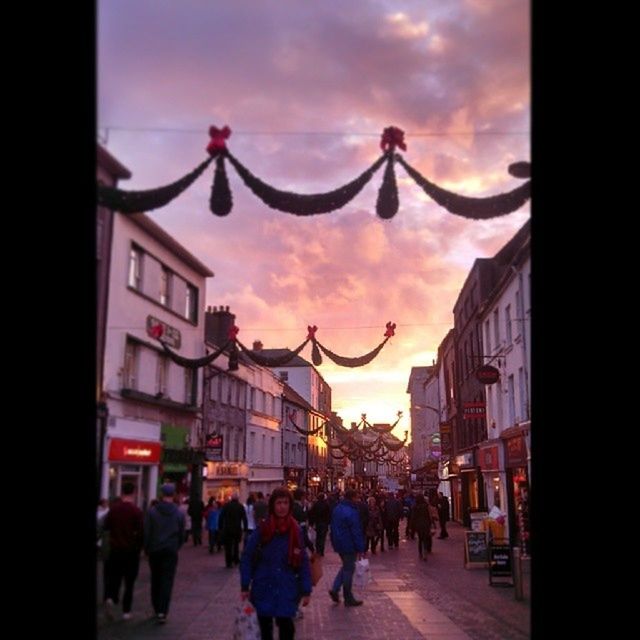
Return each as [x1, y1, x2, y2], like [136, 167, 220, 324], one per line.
[353, 557, 371, 589]
[232, 601, 261, 640]
[307, 526, 316, 545]
[309, 552, 323, 586]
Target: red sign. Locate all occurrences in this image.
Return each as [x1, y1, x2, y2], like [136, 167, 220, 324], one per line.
[463, 401, 486, 420]
[505, 436, 527, 467]
[108, 438, 162, 463]
[479, 445, 499, 471]
[476, 365, 500, 385]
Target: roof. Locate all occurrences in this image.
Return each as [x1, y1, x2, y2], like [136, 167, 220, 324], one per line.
[128, 213, 214, 277]
[257, 348, 313, 368]
[282, 384, 315, 411]
[97, 144, 132, 180]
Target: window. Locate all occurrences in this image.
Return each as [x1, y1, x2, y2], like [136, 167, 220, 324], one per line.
[484, 320, 491, 354]
[123, 340, 138, 389]
[128, 246, 143, 290]
[493, 308, 500, 345]
[160, 267, 172, 307]
[284, 442, 289, 465]
[518, 367, 528, 420]
[156, 354, 169, 396]
[184, 368, 195, 405]
[505, 305, 512, 345]
[249, 432, 255, 461]
[185, 284, 198, 322]
[507, 375, 516, 426]
[279, 371, 288, 382]
[271, 436, 275, 464]
[234, 429, 240, 461]
[261, 434, 266, 462]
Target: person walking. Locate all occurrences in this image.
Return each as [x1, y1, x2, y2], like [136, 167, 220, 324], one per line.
[409, 494, 432, 561]
[102, 482, 144, 620]
[307, 492, 331, 556]
[240, 487, 312, 640]
[437, 492, 450, 539]
[328, 489, 366, 607]
[218, 492, 248, 568]
[188, 496, 205, 546]
[143, 483, 185, 624]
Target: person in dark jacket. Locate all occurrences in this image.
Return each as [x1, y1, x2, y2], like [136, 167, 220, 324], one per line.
[328, 489, 366, 606]
[240, 487, 312, 640]
[218, 492, 248, 568]
[188, 496, 205, 546]
[102, 482, 143, 621]
[437, 492, 450, 539]
[143, 483, 185, 623]
[307, 493, 331, 556]
[409, 494, 433, 561]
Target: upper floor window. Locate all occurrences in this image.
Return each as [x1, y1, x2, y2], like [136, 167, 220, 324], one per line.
[493, 308, 500, 346]
[505, 305, 512, 345]
[156, 354, 169, 396]
[184, 368, 196, 405]
[484, 320, 491, 354]
[185, 284, 198, 323]
[279, 371, 288, 382]
[128, 246, 143, 291]
[160, 267, 172, 307]
[123, 339, 138, 389]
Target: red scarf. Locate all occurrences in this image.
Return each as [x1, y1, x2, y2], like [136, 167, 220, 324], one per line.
[259, 514, 303, 569]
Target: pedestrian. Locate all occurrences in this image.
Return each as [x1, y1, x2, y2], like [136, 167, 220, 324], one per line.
[205, 499, 220, 554]
[240, 487, 312, 640]
[253, 491, 269, 526]
[328, 488, 365, 607]
[218, 491, 248, 568]
[409, 494, 432, 561]
[307, 492, 331, 556]
[102, 482, 144, 620]
[188, 496, 205, 546]
[437, 492, 450, 539]
[364, 496, 383, 554]
[143, 483, 185, 624]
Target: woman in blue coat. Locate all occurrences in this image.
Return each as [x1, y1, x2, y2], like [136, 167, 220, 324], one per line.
[240, 487, 312, 640]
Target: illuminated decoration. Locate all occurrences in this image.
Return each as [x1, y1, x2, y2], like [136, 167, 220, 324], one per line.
[97, 125, 530, 220]
[153, 322, 395, 370]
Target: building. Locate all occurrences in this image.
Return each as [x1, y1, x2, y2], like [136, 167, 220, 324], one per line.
[98, 150, 214, 508]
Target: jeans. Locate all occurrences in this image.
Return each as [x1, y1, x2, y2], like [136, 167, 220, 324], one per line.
[148, 549, 179, 616]
[258, 616, 295, 640]
[104, 549, 140, 613]
[332, 553, 357, 601]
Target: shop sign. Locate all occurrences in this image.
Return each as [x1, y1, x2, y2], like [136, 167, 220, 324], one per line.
[205, 433, 223, 462]
[440, 424, 452, 455]
[215, 464, 240, 476]
[505, 436, 527, 467]
[476, 365, 500, 385]
[146, 315, 181, 349]
[479, 445, 499, 471]
[455, 452, 474, 467]
[108, 438, 161, 463]
[463, 401, 486, 420]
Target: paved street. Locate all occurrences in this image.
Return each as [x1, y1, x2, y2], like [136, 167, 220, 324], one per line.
[97, 522, 530, 639]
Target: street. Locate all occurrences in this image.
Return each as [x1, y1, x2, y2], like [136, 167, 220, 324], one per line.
[97, 522, 530, 639]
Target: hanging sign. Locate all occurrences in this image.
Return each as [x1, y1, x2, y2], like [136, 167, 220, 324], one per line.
[205, 433, 223, 462]
[476, 365, 500, 385]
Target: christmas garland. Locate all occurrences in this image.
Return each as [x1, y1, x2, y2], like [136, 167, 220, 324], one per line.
[147, 322, 395, 371]
[286, 409, 328, 436]
[97, 125, 530, 220]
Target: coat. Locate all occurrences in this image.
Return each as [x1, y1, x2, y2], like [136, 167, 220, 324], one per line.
[330, 500, 365, 555]
[240, 527, 312, 618]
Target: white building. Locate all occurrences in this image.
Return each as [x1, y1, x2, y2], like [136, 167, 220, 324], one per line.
[100, 206, 213, 508]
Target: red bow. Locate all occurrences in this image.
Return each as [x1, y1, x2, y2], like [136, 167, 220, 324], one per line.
[206, 125, 231, 155]
[384, 322, 396, 337]
[307, 325, 318, 340]
[150, 324, 164, 339]
[228, 325, 239, 340]
[380, 126, 406, 152]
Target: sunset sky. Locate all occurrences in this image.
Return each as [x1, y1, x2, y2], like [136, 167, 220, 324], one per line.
[97, 0, 530, 438]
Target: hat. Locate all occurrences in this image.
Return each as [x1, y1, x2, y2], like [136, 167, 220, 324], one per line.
[160, 483, 176, 497]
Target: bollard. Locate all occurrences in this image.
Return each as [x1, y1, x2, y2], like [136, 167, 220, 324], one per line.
[513, 546, 523, 600]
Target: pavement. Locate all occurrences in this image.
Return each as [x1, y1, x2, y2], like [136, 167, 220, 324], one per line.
[97, 522, 530, 639]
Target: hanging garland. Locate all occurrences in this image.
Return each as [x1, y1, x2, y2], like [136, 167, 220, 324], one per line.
[97, 125, 530, 220]
[286, 409, 328, 436]
[148, 322, 394, 371]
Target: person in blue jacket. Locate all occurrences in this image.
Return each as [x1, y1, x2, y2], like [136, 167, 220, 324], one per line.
[328, 488, 366, 606]
[240, 487, 312, 640]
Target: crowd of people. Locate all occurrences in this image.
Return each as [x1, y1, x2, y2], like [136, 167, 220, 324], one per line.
[97, 484, 450, 639]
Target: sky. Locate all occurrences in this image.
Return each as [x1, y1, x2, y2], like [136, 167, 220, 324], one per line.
[97, 0, 530, 438]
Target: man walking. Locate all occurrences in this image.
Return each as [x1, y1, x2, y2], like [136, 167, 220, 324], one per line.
[102, 482, 144, 621]
[328, 489, 365, 606]
[144, 483, 185, 623]
[218, 492, 247, 568]
[437, 492, 450, 539]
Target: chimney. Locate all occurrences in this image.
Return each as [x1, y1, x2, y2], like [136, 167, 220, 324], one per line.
[205, 305, 236, 347]
[253, 340, 263, 351]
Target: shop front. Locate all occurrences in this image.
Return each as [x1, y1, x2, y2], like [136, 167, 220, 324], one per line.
[502, 426, 530, 554]
[455, 450, 485, 528]
[160, 423, 191, 497]
[204, 461, 248, 503]
[283, 466, 305, 492]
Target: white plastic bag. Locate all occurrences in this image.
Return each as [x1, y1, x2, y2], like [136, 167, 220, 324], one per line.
[353, 557, 371, 589]
[232, 601, 261, 640]
[307, 526, 316, 545]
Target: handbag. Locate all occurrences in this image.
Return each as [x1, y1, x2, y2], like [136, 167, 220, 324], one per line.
[309, 552, 323, 586]
[353, 557, 371, 589]
[232, 600, 261, 640]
